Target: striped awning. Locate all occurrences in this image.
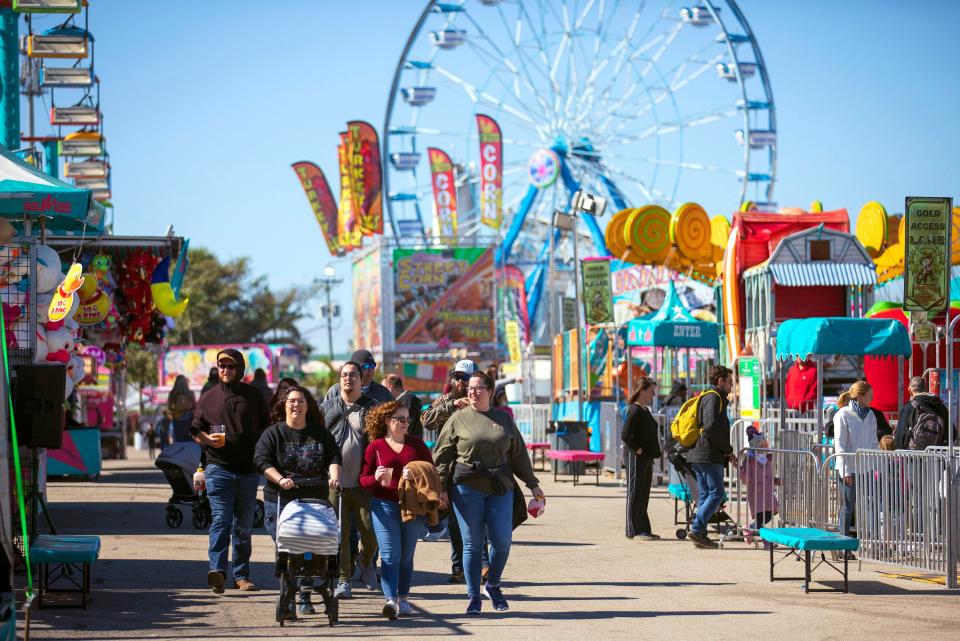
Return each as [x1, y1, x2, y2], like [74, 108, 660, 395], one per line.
[767, 262, 876, 287]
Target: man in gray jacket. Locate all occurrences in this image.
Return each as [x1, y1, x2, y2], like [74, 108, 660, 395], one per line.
[685, 365, 735, 549]
[324, 349, 393, 404]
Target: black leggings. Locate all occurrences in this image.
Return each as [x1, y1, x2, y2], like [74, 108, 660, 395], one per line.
[625, 451, 654, 537]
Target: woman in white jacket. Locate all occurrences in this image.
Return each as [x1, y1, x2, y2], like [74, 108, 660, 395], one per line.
[832, 381, 878, 541]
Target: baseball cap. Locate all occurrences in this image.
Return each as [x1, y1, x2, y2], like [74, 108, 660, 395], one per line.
[350, 349, 376, 367]
[453, 359, 477, 375]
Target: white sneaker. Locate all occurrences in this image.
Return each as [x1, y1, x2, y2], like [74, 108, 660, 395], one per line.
[382, 598, 398, 620]
[398, 598, 413, 616]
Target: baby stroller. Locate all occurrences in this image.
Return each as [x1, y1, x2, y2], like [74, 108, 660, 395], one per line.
[155, 442, 211, 529]
[667, 445, 736, 540]
[274, 476, 341, 627]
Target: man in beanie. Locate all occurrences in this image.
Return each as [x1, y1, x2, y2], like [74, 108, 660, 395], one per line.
[325, 349, 393, 405]
[191, 349, 270, 593]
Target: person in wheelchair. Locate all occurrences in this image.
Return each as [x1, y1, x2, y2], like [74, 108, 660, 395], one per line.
[256, 384, 342, 618]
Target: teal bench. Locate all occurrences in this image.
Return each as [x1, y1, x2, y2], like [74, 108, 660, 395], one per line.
[759, 527, 858, 593]
[29, 535, 101, 608]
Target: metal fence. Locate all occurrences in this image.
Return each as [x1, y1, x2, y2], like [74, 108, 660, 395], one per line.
[514, 404, 551, 446]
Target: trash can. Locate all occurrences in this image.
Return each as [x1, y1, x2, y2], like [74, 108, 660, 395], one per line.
[548, 420, 588, 475]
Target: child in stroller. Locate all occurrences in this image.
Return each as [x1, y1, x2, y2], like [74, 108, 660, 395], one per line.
[667, 444, 735, 540]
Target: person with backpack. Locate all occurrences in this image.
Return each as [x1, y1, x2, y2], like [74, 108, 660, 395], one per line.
[682, 365, 735, 549]
[895, 377, 950, 450]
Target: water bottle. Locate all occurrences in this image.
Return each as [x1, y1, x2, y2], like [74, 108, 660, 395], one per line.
[193, 466, 205, 493]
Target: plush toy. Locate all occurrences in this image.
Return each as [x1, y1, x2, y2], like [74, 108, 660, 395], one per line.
[35, 245, 62, 294]
[48, 263, 85, 322]
[1, 302, 22, 349]
[34, 326, 48, 363]
[150, 257, 189, 317]
[75, 272, 112, 325]
[116, 249, 160, 345]
[0, 255, 29, 287]
[45, 327, 73, 363]
[91, 254, 112, 283]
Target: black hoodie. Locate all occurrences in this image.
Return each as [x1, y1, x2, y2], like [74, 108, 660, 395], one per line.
[895, 393, 951, 450]
[190, 349, 270, 473]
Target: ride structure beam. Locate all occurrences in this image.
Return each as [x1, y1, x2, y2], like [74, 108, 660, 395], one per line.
[496, 182, 539, 266]
[0, 8, 19, 150]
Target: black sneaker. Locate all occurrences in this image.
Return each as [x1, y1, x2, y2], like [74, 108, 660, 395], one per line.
[449, 569, 465, 584]
[482, 584, 509, 612]
[687, 530, 717, 549]
[466, 595, 482, 615]
[207, 570, 225, 594]
[299, 592, 316, 615]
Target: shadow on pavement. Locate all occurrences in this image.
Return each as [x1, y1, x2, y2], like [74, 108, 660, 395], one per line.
[511, 580, 736, 588]
[39, 501, 216, 537]
[821, 580, 959, 596]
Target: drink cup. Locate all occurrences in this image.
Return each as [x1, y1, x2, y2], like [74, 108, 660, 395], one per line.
[527, 498, 545, 518]
[380, 467, 394, 487]
[210, 425, 226, 447]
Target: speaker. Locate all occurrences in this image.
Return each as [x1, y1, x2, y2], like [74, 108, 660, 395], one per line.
[13, 364, 66, 449]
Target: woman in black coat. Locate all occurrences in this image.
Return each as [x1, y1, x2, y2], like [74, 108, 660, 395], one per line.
[621, 376, 662, 540]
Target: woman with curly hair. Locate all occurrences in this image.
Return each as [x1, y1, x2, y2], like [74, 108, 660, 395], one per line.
[359, 400, 434, 620]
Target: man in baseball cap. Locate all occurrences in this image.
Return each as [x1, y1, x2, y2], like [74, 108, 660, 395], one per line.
[324, 349, 394, 404]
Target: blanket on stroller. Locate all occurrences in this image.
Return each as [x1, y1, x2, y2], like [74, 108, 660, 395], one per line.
[276, 500, 340, 555]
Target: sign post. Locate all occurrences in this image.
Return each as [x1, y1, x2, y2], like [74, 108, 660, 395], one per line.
[904, 196, 953, 312]
[738, 356, 761, 420]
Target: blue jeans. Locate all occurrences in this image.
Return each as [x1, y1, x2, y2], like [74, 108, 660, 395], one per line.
[370, 498, 425, 600]
[690, 463, 725, 536]
[839, 475, 857, 537]
[205, 464, 259, 581]
[263, 496, 288, 541]
[452, 483, 513, 599]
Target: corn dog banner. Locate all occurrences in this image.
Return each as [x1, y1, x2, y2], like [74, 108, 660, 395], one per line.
[427, 147, 458, 238]
[392, 247, 495, 350]
[346, 120, 383, 236]
[476, 114, 502, 229]
[291, 161, 341, 255]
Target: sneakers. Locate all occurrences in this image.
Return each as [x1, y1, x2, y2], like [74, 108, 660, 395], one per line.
[360, 561, 379, 590]
[233, 578, 257, 591]
[207, 570, 225, 594]
[421, 525, 449, 542]
[382, 598, 398, 620]
[482, 583, 509, 612]
[449, 569, 465, 584]
[635, 533, 661, 541]
[398, 598, 413, 616]
[466, 595, 482, 615]
[334, 580, 353, 599]
[687, 530, 718, 549]
[299, 592, 316, 615]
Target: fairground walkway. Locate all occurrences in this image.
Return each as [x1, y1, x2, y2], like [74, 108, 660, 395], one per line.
[22, 449, 958, 640]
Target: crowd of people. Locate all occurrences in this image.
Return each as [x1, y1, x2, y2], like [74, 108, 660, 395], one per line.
[185, 348, 544, 620]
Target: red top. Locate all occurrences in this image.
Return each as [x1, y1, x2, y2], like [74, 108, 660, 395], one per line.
[359, 435, 434, 502]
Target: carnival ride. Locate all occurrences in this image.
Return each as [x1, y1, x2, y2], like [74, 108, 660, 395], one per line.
[383, 1, 776, 338]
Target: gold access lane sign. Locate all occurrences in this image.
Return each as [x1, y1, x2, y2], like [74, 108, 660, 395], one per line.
[904, 196, 953, 312]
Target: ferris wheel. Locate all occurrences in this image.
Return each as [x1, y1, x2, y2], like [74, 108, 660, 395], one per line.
[383, 0, 776, 330]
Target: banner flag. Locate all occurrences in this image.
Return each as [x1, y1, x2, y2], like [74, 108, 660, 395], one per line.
[476, 114, 503, 229]
[337, 133, 362, 251]
[581, 257, 614, 324]
[427, 147, 458, 238]
[346, 120, 384, 236]
[292, 161, 341, 255]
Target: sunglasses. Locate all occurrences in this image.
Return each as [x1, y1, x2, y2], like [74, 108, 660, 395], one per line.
[217, 362, 236, 370]
[390, 415, 410, 424]
[452, 373, 470, 382]
[360, 362, 376, 371]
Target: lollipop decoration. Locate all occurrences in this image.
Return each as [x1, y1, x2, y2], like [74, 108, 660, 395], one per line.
[624, 205, 671, 264]
[670, 203, 712, 262]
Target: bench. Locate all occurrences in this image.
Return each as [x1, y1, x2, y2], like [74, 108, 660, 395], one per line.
[759, 527, 858, 593]
[548, 450, 605, 486]
[29, 535, 101, 608]
[525, 442, 551, 471]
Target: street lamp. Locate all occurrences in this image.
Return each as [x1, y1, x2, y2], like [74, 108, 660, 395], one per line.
[319, 265, 343, 361]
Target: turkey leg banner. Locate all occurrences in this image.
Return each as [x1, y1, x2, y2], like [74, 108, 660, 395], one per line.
[427, 147, 458, 238]
[346, 120, 383, 237]
[392, 247, 495, 350]
[337, 133, 362, 251]
[476, 114, 503, 230]
[291, 161, 341, 254]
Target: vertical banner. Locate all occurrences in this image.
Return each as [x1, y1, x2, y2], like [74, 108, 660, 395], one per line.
[476, 114, 503, 229]
[427, 147, 458, 238]
[497, 266, 531, 344]
[904, 196, 953, 312]
[352, 247, 382, 355]
[738, 356, 761, 419]
[581, 257, 614, 325]
[291, 161, 341, 255]
[346, 120, 383, 236]
[337, 133, 362, 251]
[505, 320, 522, 364]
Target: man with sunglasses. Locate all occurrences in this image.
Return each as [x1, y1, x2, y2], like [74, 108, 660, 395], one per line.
[324, 349, 393, 405]
[191, 349, 270, 594]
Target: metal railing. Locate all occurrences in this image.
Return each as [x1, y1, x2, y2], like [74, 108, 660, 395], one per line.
[514, 404, 551, 445]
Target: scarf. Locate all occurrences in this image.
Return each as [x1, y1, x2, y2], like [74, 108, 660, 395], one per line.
[849, 400, 870, 421]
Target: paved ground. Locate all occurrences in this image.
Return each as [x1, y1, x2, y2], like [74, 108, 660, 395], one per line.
[20, 449, 959, 640]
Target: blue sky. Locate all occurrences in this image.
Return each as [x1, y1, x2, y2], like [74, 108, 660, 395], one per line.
[28, 1, 959, 354]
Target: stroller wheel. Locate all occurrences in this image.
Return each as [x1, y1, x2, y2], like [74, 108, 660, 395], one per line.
[676, 528, 687, 540]
[165, 506, 183, 529]
[192, 507, 211, 530]
[254, 499, 265, 529]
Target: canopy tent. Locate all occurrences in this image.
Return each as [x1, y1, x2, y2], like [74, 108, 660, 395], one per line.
[776, 317, 911, 360]
[626, 281, 720, 348]
[0, 144, 104, 233]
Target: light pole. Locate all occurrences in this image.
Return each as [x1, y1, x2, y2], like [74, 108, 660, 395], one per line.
[319, 265, 342, 361]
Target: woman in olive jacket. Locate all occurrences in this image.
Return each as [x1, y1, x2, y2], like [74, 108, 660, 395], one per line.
[621, 376, 662, 540]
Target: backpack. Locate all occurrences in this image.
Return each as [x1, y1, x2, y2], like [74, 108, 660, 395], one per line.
[907, 402, 944, 450]
[671, 390, 720, 448]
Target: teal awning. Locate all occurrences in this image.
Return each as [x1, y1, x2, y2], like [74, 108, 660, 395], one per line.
[0, 145, 102, 232]
[775, 317, 911, 360]
[626, 281, 719, 348]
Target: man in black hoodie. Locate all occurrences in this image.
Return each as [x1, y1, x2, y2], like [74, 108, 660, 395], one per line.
[895, 376, 951, 450]
[191, 349, 270, 594]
